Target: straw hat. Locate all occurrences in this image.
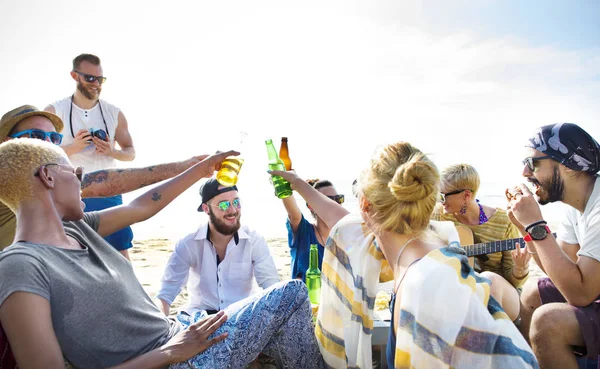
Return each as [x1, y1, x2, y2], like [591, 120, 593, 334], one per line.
[0, 105, 64, 139]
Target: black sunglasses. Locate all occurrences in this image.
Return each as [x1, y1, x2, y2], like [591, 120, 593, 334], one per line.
[328, 194, 345, 204]
[10, 129, 63, 145]
[73, 70, 107, 85]
[306, 194, 345, 209]
[439, 189, 470, 203]
[522, 156, 552, 172]
[34, 163, 85, 182]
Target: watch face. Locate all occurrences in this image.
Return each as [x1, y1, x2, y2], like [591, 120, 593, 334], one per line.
[530, 225, 549, 240]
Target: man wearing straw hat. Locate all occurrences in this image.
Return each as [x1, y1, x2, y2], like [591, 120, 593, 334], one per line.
[0, 104, 209, 251]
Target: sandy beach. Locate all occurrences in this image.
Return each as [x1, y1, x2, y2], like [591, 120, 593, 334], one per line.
[131, 236, 546, 316]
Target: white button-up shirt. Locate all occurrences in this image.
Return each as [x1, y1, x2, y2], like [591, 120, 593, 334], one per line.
[157, 223, 280, 314]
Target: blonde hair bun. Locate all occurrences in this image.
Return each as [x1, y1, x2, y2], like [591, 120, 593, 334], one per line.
[389, 154, 438, 203]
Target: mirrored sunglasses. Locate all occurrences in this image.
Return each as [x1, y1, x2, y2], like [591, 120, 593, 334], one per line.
[34, 163, 85, 181]
[10, 129, 63, 145]
[209, 198, 241, 212]
[522, 156, 552, 172]
[73, 70, 107, 84]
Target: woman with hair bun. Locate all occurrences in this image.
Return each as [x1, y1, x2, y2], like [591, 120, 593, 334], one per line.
[351, 142, 536, 369]
[270, 142, 536, 368]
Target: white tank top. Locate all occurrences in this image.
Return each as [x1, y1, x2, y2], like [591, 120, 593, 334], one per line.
[53, 96, 120, 172]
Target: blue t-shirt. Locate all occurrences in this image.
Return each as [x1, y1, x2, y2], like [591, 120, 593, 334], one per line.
[286, 215, 324, 282]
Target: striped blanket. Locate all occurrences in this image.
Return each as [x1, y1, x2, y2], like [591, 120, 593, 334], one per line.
[394, 246, 538, 368]
[316, 214, 538, 369]
[316, 214, 460, 369]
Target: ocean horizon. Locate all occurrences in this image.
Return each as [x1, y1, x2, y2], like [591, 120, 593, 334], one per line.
[127, 177, 567, 242]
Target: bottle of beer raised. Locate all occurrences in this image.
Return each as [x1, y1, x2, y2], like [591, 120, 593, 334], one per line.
[265, 139, 293, 199]
[279, 137, 292, 171]
[306, 244, 321, 305]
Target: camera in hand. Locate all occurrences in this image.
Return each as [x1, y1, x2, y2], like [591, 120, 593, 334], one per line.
[87, 128, 108, 143]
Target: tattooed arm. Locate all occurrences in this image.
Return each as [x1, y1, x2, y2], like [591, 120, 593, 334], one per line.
[95, 151, 238, 237]
[80, 156, 209, 198]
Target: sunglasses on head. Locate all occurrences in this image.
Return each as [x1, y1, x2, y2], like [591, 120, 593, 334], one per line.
[34, 163, 85, 182]
[522, 156, 552, 173]
[73, 70, 107, 85]
[10, 129, 63, 145]
[208, 198, 241, 212]
[439, 189, 469, 203]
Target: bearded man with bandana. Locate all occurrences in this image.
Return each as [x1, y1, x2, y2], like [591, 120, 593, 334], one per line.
[506, 123, 600, 369]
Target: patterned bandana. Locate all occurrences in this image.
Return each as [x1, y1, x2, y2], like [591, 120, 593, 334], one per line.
[526, 123, 600, 174]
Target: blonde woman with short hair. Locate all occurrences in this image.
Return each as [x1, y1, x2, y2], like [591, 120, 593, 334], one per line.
[433, 163, 530, 321]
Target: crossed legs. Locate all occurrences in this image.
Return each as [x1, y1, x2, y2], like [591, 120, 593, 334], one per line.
[170, 280, 324, 369]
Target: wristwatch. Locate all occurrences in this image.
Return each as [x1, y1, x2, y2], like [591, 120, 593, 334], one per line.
[524, 225, 551, 242]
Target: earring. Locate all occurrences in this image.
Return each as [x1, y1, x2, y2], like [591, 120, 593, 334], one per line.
[360, 199, 371, 213]
[459, 202, 467, 215]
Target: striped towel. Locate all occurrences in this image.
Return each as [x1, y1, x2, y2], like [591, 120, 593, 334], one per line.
[315, 214, 461, 369]
[393, 246, 538, 368]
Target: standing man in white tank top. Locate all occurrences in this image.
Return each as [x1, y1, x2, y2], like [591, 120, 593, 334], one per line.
[45, 53, 137, 260]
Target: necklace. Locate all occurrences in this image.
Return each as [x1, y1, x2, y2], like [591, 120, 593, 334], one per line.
[393, 236, 419, 292]
[476, 199, 489, 225]
[314, 224, 326, 246]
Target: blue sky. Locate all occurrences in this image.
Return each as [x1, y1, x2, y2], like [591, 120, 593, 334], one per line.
[1, 1, 598, 239]
[420, 0, 599, 51]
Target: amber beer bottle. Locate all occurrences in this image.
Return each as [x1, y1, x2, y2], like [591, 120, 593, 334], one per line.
[279, 137, 292, 171]
[306, 244, 321, 305]
[265, 139, 293, 198]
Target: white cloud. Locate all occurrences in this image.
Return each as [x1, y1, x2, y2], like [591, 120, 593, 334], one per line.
[1, 0, 598, 238]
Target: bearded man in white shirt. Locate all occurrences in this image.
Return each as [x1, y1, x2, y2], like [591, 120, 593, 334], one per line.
[156, 178, 280, 316]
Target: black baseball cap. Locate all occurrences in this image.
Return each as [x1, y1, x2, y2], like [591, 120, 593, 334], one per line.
[197, 178, 238, 212]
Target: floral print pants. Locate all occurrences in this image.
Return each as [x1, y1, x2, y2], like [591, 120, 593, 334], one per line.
[170, 280, 325, 369]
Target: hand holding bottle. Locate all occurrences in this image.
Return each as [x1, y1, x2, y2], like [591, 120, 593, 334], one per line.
[265, 139, 292, 198]
[267, 169, 298, 188]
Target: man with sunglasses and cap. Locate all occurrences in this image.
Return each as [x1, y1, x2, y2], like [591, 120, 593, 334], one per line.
[506, 123, 600, 369]
[156, 178, 280, 317]
[0, 105, 213, 252]
[45, 53, 138, 258]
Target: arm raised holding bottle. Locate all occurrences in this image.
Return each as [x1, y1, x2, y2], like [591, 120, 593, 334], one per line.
[269, 170, 349, 230]
[269, 169, 348, 281]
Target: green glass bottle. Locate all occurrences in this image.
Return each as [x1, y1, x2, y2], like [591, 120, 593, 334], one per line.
[265, 139, 293, 199]
[306, 244, 321, 305]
